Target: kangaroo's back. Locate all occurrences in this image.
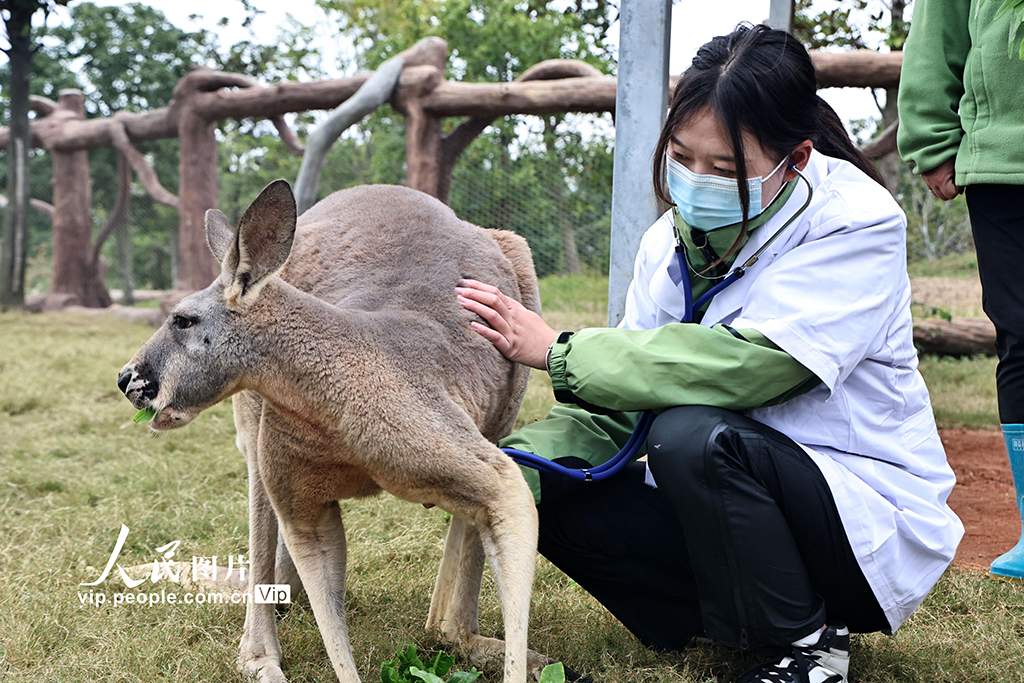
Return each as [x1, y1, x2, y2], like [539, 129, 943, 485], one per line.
[280, 185, 537, 320]
[278, 184, 539, 441]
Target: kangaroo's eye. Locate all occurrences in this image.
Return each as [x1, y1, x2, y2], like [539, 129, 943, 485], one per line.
[173, 315, 196, 330]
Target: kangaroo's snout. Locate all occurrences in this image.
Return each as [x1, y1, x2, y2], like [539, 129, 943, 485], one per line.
[118, 364, 159, 408]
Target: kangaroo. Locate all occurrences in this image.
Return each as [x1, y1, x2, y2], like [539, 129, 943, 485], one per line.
[118, 180, 544, 683]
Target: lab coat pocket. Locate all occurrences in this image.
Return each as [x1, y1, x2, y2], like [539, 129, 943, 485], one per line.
[899, 405, 937, 451]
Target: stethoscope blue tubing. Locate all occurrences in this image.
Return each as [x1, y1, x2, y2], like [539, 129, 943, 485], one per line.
[501, 165, 810, 482]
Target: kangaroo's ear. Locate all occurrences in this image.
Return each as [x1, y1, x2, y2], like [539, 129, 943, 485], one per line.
[205, 209, 234, 264]
[224, 180, 297, 303]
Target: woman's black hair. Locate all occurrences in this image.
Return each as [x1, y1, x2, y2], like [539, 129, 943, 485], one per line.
[652, 23, 885, 268]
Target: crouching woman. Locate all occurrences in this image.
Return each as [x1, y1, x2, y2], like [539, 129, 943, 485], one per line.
[455, 24, 963, 683]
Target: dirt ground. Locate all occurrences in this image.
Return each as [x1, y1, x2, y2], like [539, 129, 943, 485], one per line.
[942, 428, 1023, 570]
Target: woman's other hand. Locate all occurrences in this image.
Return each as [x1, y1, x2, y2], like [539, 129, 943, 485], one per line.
[456, 279, 558, 370]
[922, 158, 962, 201]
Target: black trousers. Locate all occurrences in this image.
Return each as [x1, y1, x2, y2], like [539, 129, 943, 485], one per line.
[536, 406, 888, 655]
[966, 184, 1024, 423]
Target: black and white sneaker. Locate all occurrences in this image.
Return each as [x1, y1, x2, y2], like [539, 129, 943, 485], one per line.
[737, 624, 850, 683]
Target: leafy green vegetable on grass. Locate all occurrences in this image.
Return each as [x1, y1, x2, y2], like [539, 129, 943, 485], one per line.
[380, 645, 566, 683]
[380, 645, 478, 683]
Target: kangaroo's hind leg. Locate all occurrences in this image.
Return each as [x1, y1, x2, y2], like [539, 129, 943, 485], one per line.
[471, 448, 539, 683]
[430, 518, 553, 680]
[428, 516, 486, 643]
[275, 526, 303, 597]
[428, 515, 478, 636]
[402, 434, 539, 683]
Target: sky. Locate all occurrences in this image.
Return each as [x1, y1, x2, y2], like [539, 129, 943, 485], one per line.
[13, 0, 886, 132]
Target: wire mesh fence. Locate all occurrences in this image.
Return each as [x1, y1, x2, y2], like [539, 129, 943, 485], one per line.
[4, 112, 617, 303]
[92, 146, 181, 302]
[447, 113, 615, 279]
[16, 152, 58, 297]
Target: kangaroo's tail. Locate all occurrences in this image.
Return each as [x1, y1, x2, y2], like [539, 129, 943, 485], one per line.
[485, 229, 541, 316]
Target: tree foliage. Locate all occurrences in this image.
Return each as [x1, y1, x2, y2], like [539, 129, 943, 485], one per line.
[792, 0, 908, 52]
[44, 3, 203, 116]
[322, 0, 616, 77]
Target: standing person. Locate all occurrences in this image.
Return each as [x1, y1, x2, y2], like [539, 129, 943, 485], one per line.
[898, 0, 1024, 580]
[456, 24, 963, 683]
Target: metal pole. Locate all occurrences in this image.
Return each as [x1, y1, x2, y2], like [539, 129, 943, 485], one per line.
[607, 0, 672, 327]
[768, 0, 795, 32]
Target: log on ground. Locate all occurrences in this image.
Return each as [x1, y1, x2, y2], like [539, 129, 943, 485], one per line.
[913, 318, 997, 357]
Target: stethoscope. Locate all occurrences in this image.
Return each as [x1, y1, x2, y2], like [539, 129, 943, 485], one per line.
[503, 165, 814, 482]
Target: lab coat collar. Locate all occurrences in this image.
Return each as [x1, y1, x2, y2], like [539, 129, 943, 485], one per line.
[646, 150, 826, 325]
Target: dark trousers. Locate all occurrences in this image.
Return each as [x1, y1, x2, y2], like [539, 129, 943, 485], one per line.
[536, 406, 888, 655]
[966, 184, 1024, 423]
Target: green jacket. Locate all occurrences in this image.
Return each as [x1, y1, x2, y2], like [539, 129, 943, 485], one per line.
[501, 325, 818, 503]
[897, 0, 1024, 184]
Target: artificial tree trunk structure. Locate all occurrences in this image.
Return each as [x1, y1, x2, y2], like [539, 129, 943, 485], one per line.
[177, 103, 221, 289]
[0, 49, 905, 301]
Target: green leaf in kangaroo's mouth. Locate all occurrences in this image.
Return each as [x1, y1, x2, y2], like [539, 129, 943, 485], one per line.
[133, 406, 157, 423]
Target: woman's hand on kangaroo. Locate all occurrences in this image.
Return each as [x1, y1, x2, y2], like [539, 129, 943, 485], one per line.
[457, 279, 558, 370]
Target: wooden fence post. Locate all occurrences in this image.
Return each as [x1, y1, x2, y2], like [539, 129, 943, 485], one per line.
[49, 90, 111, 308]
[174, 71, 223, 292]
[395, 42, 448, 199]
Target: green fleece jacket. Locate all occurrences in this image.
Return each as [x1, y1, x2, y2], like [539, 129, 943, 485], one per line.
[897, 0, 1024, 184]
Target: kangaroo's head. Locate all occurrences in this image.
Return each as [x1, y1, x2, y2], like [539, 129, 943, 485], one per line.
[118, 180, 297, 430]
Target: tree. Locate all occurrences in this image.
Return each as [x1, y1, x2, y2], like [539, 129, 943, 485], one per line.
[0, 0, 69, 309]
[1, 3, 326, 301]
[896, 159, 974, 262]
[793, 0, 909, 191]
[40, 2, 207, 305]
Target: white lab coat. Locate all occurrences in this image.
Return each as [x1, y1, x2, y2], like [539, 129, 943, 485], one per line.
[623, 149, 964, 633]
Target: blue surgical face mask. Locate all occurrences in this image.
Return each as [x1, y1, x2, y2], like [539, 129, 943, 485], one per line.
[666, 153, 790, 231]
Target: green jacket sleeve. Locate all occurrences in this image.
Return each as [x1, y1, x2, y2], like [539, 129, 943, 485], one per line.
[896, 0, 972, 174]
[547, 324, 820, 414]
[501, 324, 819, 503]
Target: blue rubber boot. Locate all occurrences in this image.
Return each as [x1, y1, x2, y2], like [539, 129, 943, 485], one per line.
[990, 424, 1024, 579]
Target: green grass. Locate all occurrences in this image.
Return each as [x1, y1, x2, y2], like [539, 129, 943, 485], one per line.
[907, 253, 980, 279]
[537, 273, 609, 313]
[919, 355, 1000, 430]
[0, 277, 1016, 682]
[127, 298, 162, 309]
